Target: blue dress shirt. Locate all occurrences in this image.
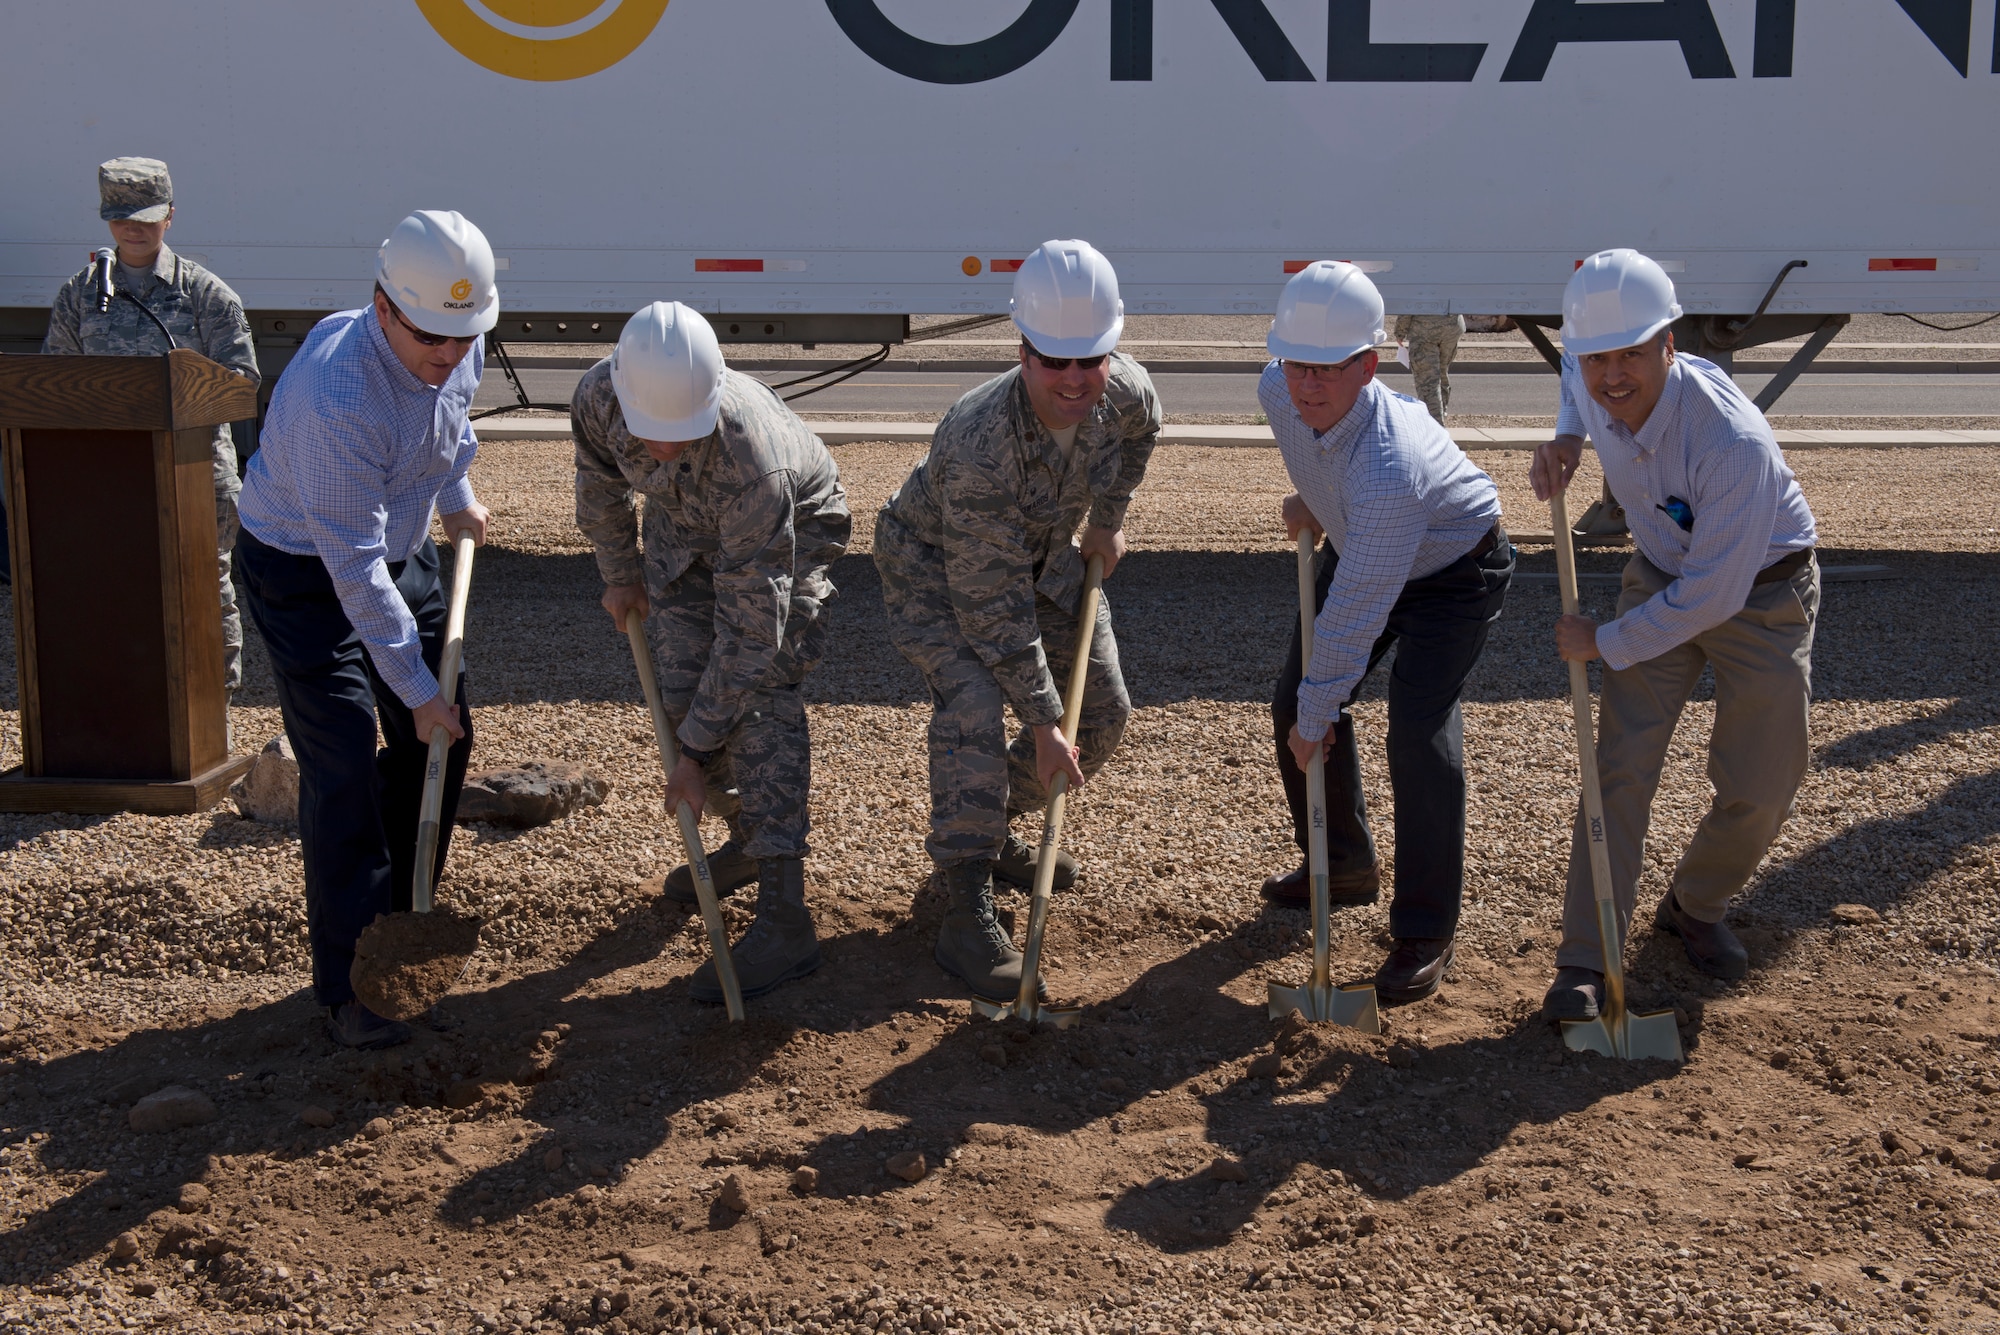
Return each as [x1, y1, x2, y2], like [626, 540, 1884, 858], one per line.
[238, 307, 482, 707]
[1556, 353, 1816, 671]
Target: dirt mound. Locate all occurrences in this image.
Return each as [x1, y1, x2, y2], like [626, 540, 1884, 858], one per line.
[350, 910, 483, 1020]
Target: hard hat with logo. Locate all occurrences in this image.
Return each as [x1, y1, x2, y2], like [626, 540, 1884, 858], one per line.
[1267, 261, 1386, 364]
[1011, 239, 1124, 359]
[612, 301, 726, 441]
[1561, 249, 1682, 356]
[375, 210, 499, 340]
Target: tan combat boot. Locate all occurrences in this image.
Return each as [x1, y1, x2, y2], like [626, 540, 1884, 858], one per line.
[993, 830, 1079, 891]
[1573, 482, 1629, 537]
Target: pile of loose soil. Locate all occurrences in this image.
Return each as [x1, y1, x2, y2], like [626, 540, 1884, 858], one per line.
[1, 440, 1996, 1335]
[352, 911, 485, 1023]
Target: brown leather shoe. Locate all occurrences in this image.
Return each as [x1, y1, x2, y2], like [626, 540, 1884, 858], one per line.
[1372, 938, 1454, 1005]
[1653, 890, 1749, 980]
[1259, 862, 1380, 906]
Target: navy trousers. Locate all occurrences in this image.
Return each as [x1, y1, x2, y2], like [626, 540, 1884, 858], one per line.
[1271, 534, 1513, 941]
[236, 529, 473, 1008]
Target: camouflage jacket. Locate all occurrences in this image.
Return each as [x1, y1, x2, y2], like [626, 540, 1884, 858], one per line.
[878, 351, 1160, 721]
[573, 362, 851, 752]
[43, 243, 259, 495]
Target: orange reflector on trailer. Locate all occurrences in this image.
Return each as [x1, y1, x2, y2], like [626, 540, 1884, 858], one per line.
[1870, 257, 1937, 271]
[962, 257, 982, 276]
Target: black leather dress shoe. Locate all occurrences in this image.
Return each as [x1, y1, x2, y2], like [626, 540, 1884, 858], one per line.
[1542, 967, 1605, 1022]
[1259, 862, 1381, 906]
[1653, 890, 1749, 980]
[1373, 937, 1454, 1005]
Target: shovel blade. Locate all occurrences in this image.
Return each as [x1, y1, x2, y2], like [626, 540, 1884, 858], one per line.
[1562, 1009, 1684, 1062]
[1622, 1010, 1685, 1063]
[1560, 1016, 1617, 1058]
[971, 997, 1083, 1029]
[1267, 982, 1382, 1033]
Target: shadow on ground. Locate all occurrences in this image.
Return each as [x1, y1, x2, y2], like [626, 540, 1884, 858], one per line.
[214, 544, 2000, 716]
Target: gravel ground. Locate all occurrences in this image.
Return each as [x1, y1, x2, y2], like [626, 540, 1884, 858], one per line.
[2, 441, 1997, 1334]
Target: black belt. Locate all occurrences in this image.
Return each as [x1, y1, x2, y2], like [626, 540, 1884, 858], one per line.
[1753, 547, 1814, 585]
[1470, 524, 1507, 562]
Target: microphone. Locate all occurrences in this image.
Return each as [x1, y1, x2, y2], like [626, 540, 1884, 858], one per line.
[91, 247, 116, 314]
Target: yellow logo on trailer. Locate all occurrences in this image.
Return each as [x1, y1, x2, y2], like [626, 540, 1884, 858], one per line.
[416, 0, 669, 81]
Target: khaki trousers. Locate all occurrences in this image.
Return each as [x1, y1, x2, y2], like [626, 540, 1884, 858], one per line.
[1555, 552, 1819, 971]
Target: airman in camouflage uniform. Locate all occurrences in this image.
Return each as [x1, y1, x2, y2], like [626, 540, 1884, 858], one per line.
[877, 349, 1159, 1000]
[1394, 313, 1464, 424]
[573, 357, 850, 1001]
[42, 158, 259, 703]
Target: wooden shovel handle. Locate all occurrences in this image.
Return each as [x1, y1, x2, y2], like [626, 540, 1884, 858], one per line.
[626, 610, 745, 1022]
[1552, 491, 1629, 1019]
[1012, 555, 1106, 1019]
[1296, 531, 1331, 991]
[413, 530, 477, 914]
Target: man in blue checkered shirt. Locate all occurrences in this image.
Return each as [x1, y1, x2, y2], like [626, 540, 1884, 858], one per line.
[1260, 263, 1513, 1006]
[236, 211, 498, 1051]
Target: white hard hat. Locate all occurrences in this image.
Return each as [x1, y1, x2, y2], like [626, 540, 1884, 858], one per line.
[612, 301, 726, 441]
[375, 210, 499, 339]
[1010, 239, 1124, 359]
[1267, 261, 1386, 364]
[1561, 249, 1682, 356]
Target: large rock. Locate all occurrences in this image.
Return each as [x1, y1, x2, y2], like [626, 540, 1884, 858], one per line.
[231, 735, 299, 825]
[454, 760, 609, 828]
[129, 1086, 217, 1134]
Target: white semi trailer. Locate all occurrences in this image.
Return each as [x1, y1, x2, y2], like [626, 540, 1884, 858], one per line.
[4, 0, 1997, 391]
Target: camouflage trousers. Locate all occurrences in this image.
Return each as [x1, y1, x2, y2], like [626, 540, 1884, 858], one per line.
[642, 556, 830, 860]
[878, 534, 1131, 867]
[1408, 326, 1462, 423]
[217, 491, 243, 694]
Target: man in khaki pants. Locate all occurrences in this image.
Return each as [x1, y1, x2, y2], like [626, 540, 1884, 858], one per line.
[1531, 250, 1820, 1022]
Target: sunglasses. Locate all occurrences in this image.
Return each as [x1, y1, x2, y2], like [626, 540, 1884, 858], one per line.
[1024, 343, 1108, 372]
[385, 300, 480, 349]
[1281, 353, 1365, 381]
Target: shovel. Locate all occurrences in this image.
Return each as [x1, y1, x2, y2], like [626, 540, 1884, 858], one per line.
[971, 554, 1104, 1029]
[350, 529, 483, 1021]
[1268, 531, 1381, 1031]
[626, 609, 745, 1022]
[1551, 490, 1683, 1062]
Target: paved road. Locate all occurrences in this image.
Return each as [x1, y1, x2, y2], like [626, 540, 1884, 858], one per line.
[476, 365, 2000, 419]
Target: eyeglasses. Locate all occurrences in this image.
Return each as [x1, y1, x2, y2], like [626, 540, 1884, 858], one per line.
[384, 300, 479, 349]
[1281, 354, 1365, 381]
[1024, 344, 1108, 372]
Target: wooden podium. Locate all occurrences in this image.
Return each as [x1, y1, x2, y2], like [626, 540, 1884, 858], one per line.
[1, 350, 257, 813]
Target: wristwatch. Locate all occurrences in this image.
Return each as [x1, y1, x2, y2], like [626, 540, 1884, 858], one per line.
[679, 743, 717, 768]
